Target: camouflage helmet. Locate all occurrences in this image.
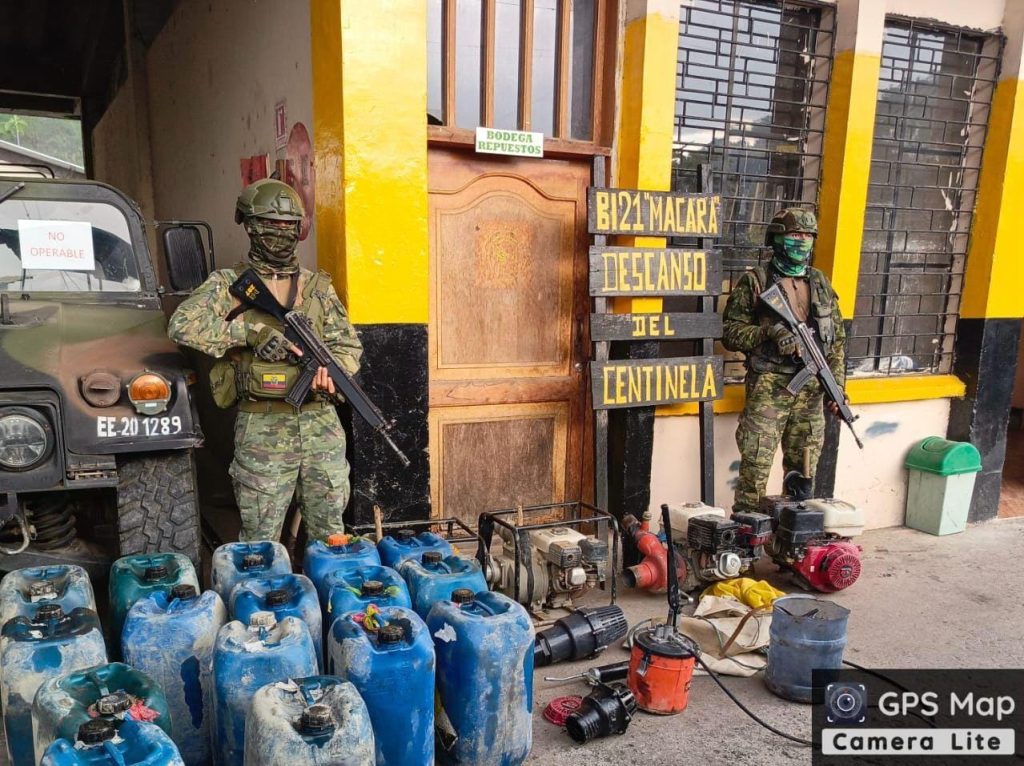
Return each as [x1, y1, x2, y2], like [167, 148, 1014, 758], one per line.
[234, 179, 305, 225]
[764, 208, 817, 244]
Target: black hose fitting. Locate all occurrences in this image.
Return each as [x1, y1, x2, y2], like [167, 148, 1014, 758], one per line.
[565, 683, 637, 743]
[534, 605, 628, 667]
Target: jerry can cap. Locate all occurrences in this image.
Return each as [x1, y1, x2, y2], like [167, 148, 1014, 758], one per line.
[242, 553, 266, 570]
[377, 623, 404, 644]
[299, 704, 336, 734]
[451, 588, 475, 604]
[422, 551, 443, 564]
[78, 719, 117, 745]
[33, 603, 64, 623]
[171, 584, 198, 600]
[361, 580, 384, 596]
[326, 533, 349, 547]
[396, 529, 416, 541]
[143, 565, 168, 582]
[249, 611, 277, 629]
[95, 691, 133, 716]
[266, 589, 290, 606]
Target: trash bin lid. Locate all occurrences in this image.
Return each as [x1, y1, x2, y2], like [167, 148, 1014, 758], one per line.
[904, 436, 981, 476]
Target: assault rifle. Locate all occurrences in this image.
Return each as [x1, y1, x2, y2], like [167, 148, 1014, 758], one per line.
[228, 268, 411, 467]
[759, 282, 864, 449]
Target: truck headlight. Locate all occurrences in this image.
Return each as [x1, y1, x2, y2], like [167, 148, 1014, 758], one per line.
[0, 408, 53, 470]
[128, 372, 172, 415]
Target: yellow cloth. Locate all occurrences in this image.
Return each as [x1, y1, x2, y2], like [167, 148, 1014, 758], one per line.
[701, 578, 785, 610]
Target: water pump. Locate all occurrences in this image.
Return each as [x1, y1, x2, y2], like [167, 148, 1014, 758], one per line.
[761, 496, 864, 592]
[625, 502, 770, 592]
[477, 502, 618, 615]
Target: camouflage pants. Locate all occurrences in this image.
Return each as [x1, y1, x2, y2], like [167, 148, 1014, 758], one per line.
[229, 407, 350, 543]
[733, 371, 824, 514]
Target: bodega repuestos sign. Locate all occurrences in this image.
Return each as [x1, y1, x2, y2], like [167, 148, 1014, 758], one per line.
[475, 127, 544, 157]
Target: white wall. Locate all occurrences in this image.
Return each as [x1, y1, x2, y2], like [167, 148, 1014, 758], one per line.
[649, 398, 953, 529]
[145, 0, 316, 270]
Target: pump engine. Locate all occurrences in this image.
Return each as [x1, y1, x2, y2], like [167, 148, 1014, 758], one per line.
[761, 496, 864, 592]
[483, 524, 610, 612]
[626, 502, 771, 592]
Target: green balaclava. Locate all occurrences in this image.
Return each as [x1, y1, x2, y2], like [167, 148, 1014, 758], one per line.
[245, 218, 300, 274]
[772, 233, 813, 277]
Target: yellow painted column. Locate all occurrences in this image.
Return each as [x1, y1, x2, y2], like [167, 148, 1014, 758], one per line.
[611, 0, 680, 314]
[815, 0, 884, 318]
[962, 22, 1024, 320]
[310, 0, 429, 324]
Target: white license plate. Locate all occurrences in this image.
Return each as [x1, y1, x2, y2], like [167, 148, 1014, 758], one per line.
[96, 415, 183, 438]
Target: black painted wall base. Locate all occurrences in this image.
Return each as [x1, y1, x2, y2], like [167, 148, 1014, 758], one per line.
[346, 323, 430, 527]
[608, 340, 659, 567]
[948, 317, 1022, 521]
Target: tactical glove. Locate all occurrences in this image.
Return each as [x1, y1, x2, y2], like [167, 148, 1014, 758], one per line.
[246, 325, 291, 362]
[767, 322, 799, 357]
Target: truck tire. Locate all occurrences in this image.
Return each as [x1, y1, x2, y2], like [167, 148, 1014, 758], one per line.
[117, 450, 200, 566]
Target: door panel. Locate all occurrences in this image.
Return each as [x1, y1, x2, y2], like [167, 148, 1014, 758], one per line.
[428, 149, 591, 526]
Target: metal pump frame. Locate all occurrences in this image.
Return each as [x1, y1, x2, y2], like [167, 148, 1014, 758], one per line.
[475, 500, 620, 611]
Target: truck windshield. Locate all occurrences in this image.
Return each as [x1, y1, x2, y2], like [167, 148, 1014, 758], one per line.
[0, 197, 141, 293]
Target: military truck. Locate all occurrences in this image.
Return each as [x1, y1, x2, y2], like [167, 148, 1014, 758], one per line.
[0, 176, 207, 575]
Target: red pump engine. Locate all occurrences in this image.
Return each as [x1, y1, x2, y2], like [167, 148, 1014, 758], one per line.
[762, 497, 864, 592]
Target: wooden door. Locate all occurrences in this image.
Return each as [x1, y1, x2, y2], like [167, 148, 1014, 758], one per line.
[428, 149, 592, 526]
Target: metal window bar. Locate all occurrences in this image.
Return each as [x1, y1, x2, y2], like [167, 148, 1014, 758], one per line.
[433, 0, 605, 141]
[667, 0, 835, 381]
[848, 19, 1000, 377]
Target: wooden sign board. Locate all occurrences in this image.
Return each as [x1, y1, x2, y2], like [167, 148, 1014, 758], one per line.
[589, 246, 722, 297]
[590, 312, 723, 341]
[588, 188, 722, 237]
[591, 356, 723, 409]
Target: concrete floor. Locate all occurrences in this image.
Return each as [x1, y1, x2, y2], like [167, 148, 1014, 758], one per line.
[527, 517, 1024, 765]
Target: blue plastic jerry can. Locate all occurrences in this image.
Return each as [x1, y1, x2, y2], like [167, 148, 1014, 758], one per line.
[212, 612, 317, 766]
[211, 541, 292, 604]
[328, 605, 435, 766]
[40, 718, 185, 766]
[304, 534, 381, 604]
[401, 552, 488, 619]
[33, 661, 172, 759]
[109, 553, 199, 651]
[244, 676, 375, 766]
[230, 573, 323, 671]
[1, 605, 108, 766]
[427, 590, 534, 766]
[323, 565, 411, 635]
[377, 529, 453, 570]
[0, 565, 96, 627]
[122, 585, 227, 766]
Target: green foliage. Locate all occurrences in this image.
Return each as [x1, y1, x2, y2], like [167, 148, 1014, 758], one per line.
[0, 114, 84, 167]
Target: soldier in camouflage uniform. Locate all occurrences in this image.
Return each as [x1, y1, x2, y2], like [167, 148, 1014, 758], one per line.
[168, 179, 362, 542]
[723, 208, 846, 514]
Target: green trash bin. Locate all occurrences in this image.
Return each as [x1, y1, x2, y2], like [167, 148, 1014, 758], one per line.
[904, 437, 982, 535]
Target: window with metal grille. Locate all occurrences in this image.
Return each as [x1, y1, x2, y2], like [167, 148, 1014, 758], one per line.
[426, 0, 611, 144]
[848, 21, 999, 377]
[668, 0, 834, 380]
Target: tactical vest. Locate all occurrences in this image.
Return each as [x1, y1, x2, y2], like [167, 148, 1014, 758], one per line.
[209, 267, 334, 409]
[747, 264, 836, 375]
